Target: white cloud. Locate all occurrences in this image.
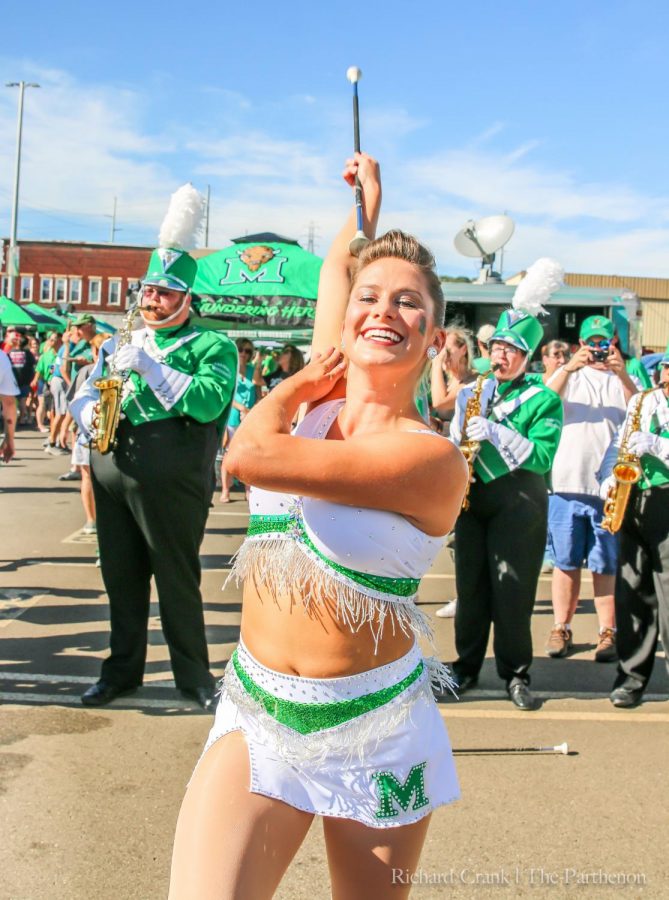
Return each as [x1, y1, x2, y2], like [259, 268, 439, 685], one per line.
[1, 64, 668, 279]
[404, 146, 669, 225]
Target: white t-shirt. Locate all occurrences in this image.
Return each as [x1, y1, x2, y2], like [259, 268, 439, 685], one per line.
[550, 366, 628, 496]
[0, 349, 20, 396]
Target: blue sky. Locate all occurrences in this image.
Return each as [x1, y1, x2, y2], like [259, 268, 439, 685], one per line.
[1, 0, 668, 277]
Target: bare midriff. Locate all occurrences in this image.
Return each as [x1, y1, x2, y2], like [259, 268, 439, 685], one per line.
[239, 580, 415, 678]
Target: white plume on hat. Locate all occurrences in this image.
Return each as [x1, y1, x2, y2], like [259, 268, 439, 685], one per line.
[512, 257, 564, 316]
[158, 183, 206, 250]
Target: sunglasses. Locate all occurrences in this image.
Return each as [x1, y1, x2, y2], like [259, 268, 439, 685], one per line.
[239, 347, 254, 355]
[586, 339, 611, 350]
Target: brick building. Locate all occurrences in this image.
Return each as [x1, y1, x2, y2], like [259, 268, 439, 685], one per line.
[0, 239, 153, 324]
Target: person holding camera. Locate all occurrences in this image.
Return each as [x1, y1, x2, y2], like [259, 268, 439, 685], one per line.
[544, 315, 637, 662]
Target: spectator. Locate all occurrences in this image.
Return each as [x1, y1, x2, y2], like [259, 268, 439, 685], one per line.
[263, 344, 305, 392]
[472, 323, 495, 374]
[31, 331, 61, 433]
[0, 347, 19, 462]
[6, 329, 35, 425]
[544, 315, 638, 662]
[430, 326, 476, 426]
[219, 339, 264, 502]
[541, 339, 569, 383]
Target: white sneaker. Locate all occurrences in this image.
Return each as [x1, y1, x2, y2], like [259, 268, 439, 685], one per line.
[435, 599, 457, 618]
[82, 521, 97, 534]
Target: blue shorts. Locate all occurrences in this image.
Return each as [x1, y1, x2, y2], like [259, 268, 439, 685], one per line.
[547, 493, 619, 575]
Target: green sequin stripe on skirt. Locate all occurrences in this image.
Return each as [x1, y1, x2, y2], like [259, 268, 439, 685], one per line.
[232, 649, 425, 735]
[246, 514, 420, 599]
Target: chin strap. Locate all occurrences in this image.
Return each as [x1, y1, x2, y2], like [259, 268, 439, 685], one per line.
[139, 289, 190, 327]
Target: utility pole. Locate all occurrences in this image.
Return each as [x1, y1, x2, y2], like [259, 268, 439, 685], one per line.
[110, 196, 117, 242]
[105, 196, 121, 242]
[205, 184, 211, 247]
[6, 80, 40, 300]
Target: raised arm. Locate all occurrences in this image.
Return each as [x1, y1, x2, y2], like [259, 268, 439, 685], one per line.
[310, 153, 382, 356]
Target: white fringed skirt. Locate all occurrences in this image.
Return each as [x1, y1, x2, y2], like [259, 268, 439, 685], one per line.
[198, 640, 460, 828]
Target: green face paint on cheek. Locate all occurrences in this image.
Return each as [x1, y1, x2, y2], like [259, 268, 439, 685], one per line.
[418, 315, 427, 336]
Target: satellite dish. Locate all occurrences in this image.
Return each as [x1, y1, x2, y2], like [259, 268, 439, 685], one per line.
[453, 214, 515, 283]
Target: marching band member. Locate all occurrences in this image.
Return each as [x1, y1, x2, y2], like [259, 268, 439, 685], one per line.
[601, 345, 669, 707]
[72, 186, 237, 710]
[169, 154, 468, 900]
[449, 260, 564, 710]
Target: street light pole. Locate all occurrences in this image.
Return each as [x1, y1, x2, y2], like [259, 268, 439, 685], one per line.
[6, 80, 40, 300]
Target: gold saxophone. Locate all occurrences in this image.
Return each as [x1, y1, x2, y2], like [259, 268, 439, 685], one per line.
[600, 387, 657, 534]
[459, 372, 488, 510]
[90, 305, 140, 454]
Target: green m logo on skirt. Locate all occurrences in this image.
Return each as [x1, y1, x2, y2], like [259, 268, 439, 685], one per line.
[372, 762, 430, 819]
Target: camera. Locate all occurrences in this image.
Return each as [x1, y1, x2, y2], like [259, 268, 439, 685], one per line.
[590, 348, 609, 363]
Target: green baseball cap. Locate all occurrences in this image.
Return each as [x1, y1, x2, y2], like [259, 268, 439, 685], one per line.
[72, 314, 96, 327]
[580, 315, 614, 342]
[142, 247, 197, 292]
[489, 309, 544, 355]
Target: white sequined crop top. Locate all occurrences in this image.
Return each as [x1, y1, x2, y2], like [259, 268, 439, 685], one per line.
[229, 400, 446, 644]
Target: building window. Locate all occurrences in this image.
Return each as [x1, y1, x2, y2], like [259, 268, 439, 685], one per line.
[41, 276, 54, 303]
[1, 275, 8, 296]
[55, 277, 67, 304]
[20, 276, 33, 301]
[88, 277, 102, 305]
[108, 278, 122, 307]
[69, 277, 82, 304]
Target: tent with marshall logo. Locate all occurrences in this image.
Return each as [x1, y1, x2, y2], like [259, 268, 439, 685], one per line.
[191, 233, 322, 342]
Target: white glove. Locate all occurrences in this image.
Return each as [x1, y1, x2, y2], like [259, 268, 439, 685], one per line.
[627, 431, 669, 461]
[466, 415, 534, 468]
[113, 344, 192, 411]
[114, 345, 158, 378]
[599, 474, 616, 501]
[465, 416, 495, 442]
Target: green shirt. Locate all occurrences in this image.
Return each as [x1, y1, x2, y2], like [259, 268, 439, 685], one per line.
[626, 357, 653, 390]
[36, 348, 58, 383]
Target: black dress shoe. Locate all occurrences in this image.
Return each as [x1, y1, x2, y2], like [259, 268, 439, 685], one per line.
[180, 685, 218, 711]
[610, 685, 644, 708]
[507, 681, 536, 711]
[453, 672, 479, 694]
[81, 681, 137, 707]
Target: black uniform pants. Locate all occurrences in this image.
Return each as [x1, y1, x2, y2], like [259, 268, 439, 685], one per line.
[91, 417, 218, 691]
[614, 483, 669, 691]
[454, 469, 548, 685]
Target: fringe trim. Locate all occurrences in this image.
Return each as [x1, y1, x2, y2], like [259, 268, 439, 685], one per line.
[218, 661, 447, 768]
[226, 537, 434, 650]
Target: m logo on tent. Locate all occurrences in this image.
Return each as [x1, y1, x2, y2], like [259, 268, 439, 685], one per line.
[218, 245, 288, 287]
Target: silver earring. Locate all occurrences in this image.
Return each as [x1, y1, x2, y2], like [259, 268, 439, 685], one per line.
[427, 346, 438, 360]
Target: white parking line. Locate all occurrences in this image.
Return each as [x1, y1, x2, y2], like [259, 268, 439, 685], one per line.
[0, 691, 207, 710]
[0, 671, 176, 687]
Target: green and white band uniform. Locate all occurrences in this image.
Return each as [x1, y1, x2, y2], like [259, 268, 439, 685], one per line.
[71, 207, 238, 699]
[600, 385, 669, 696]
[449, 304, 563, 690]
[77, 321, 237, 433]
[450, 375, 563, 483]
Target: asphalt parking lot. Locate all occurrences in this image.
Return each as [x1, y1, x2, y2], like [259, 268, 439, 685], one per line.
[2, 430, 668, 899]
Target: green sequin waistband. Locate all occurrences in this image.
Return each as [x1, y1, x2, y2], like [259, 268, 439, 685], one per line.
[231, 649, 425, 735]
[246, 514, 420, 598]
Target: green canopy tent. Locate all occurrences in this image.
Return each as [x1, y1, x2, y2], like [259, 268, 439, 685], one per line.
[23, 303, 67, 332]
[0, 296, 42, 330]
[192, 234, 322, 342]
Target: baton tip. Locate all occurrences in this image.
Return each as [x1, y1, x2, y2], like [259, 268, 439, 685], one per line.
[346, 66, 362, 83]
[349, 232, 369, 257]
